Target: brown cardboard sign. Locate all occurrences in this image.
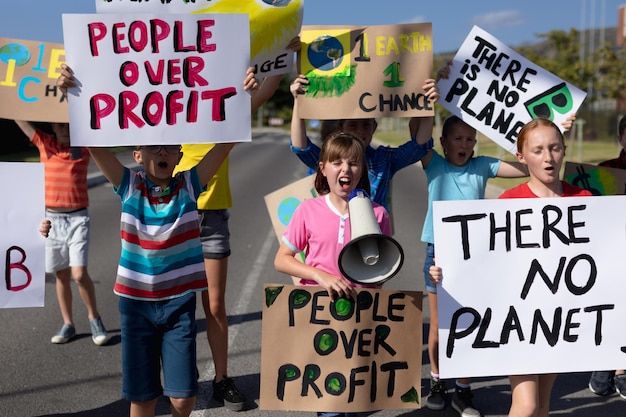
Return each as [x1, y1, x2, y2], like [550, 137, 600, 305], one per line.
[0, 37, 67, 122]
[297, 23, 434, 120]
[260, 284, 423, 412]
[564, 162, 626, 195]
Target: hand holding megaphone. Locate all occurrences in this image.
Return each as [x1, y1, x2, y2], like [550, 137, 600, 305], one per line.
[338, 189, 404, 285]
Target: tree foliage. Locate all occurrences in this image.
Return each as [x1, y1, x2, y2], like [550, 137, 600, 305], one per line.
[595, 43, 626, 99]
[517, 28, 626, 102]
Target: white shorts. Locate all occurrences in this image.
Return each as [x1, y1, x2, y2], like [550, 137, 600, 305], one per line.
[45, 209, 90, 273]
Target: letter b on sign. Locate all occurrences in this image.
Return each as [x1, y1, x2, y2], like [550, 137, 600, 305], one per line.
[5, 246, 32, 292]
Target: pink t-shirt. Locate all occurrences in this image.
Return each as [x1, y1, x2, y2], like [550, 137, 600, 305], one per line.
[282, 194, 391, 288]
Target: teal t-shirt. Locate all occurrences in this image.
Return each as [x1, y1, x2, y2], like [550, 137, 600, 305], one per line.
[421, 151, 500, 244]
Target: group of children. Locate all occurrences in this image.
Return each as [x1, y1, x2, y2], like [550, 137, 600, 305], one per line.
[284, 59, 613, 417]
[29, 48, 622, 417]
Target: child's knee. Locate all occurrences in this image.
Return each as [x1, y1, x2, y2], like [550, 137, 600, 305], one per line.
[169, 396, 195, 414]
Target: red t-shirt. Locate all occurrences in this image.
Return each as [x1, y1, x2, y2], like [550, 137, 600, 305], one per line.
[499, 181, 593, 199]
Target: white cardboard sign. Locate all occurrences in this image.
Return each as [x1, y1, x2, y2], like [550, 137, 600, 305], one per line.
[62, 13, 251, 146]
[437, 26, 587, 154]
[433, 195, 626, 378]
[0, 162, 46, 309]
[94, 0, 303, 77]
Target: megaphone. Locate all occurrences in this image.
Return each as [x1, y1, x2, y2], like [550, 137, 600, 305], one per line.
[338, 189, 404, 285]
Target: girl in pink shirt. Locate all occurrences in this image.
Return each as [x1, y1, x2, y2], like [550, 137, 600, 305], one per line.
[274, 131, 392, 417]
[275, 132, 392, 300]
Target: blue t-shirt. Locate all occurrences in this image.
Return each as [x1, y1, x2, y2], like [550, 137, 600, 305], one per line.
[291, 136, 433, 211]
[421, 150, 500, 244]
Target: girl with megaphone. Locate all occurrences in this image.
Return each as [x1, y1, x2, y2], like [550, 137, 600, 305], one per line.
[274, 130, 432, 417]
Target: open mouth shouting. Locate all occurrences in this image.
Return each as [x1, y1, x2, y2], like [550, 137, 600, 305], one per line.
[338, 176, 352, 190]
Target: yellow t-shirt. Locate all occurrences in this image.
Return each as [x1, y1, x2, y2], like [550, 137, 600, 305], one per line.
[175, 144, 232, 210]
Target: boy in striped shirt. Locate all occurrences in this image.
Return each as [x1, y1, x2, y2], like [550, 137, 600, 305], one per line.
[58, 63, 257, 416]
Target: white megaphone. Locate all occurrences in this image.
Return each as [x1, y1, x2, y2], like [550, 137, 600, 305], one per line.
[338, 189, 404, 285]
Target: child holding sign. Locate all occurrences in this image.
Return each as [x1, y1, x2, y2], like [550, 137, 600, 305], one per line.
[421, 63, 577, 416]
[274, 132, 398, 417]
[585, 115, 626, 398]
[289, 74, 438, 211]
[429, 118, 591, 417]
[499, 118, 591, 416]
[12, 119, 109, 346]
[418, 113, 527, 416]
[58, 64, 258, 417]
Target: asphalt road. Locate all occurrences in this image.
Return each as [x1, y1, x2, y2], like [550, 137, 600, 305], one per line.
[0, 128, 623, 416]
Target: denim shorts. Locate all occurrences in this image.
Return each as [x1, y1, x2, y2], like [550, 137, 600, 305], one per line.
[119, 292, 198, 402]
[45, 209, 89, 273]
[199, 209, 230, 259]
[423, 243, 437, 293]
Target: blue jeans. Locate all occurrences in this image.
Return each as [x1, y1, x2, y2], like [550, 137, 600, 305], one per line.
[120, 292, 198, 402]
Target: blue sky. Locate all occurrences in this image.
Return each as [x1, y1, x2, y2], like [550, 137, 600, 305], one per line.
[0, 0, 623, 53]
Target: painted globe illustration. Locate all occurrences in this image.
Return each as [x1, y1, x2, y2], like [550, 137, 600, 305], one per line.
[0, 43, 30, 66]
[277, 197, 301, 226]
[307, 35, 344, 71]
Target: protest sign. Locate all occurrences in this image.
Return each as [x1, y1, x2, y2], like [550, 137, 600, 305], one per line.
[437, 26, 587, 154]
[264, 174, 317, 245]
[260, 284, 423, 412]
[264, 174, 317, 283]
[95, 0, 303, 77]
[564, 161, 626, 195]
[0, 37, 67, 122]
[296, 23, 434, 120]
[1, 162, 45, 309]
[62, 13, 251, 146]
[432, 195, 626, 378]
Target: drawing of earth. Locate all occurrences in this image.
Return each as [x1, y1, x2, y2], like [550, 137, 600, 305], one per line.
[0, 43, 30, 66]
[277, 197, 301, 226]
[307, 35, 344, 71]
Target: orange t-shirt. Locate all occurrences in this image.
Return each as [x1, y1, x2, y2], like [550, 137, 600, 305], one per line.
[30, 130, 90, 209]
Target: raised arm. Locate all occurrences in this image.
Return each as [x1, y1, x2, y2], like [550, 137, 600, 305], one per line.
[290, 74, 309, 149]
[14, 120, 35, 140]
[408, 77, 438, 143]
[57, 63, 75, 95]
[561, 113, 576, 132]
[251, 74, 282, 113]
[195, 143, 235, 187]
[496, 160, 528, 178]
[88, 147, 126, 188]
[57, 64, 126, 187]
